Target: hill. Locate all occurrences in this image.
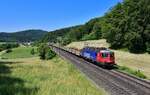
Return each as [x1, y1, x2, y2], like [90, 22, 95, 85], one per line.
[42, 0, 150, 53]
[0, 30, 48, 42]
[42, 18, 101, 45]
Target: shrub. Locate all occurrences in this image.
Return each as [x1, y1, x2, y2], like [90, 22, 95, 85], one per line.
[0, 48, 2, 52]
[6, 49, 12, 53]
[38, 44, 56, 60]
[118, 66, 147, 79]
[38, 44, 47, 60]
[133, 70, 147, 79]
[30, 48, 35, 55]
[45, 49, 56, 60]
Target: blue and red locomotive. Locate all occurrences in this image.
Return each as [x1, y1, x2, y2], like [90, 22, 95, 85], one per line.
[58, 45, 116, 66]
[80, 47, 115, 66]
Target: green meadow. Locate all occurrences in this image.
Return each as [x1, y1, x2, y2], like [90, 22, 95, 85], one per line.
[0, 47, 107, 95]
[1, 47, 38, 59]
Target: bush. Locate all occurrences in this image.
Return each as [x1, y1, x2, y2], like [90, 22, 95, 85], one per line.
[6, 49, 12, 53]
[45, 49, 56, 60]
[38, 44, 47, 60]
[118, 66, 147, 79]
[30, 48, 35, 55]
[0, 48, 2, 52]
[38, 44, 56, 60]
[133, 70, 147, 79]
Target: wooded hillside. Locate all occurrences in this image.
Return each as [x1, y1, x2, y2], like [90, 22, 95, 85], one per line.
[42, 0, 150, 53]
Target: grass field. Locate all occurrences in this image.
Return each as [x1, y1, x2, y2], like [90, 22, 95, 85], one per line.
[0, 56, 107, 95]
[0, 46, 107, 95]
[1, 47, 38, 59]
[67, 39, 150, 79]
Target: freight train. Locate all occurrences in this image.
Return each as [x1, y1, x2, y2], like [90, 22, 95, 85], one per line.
[52, 45, 116, 67]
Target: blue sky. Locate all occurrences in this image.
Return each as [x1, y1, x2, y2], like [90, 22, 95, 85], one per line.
[0, 0, 122, 32]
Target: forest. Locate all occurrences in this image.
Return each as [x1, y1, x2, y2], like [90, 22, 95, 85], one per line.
[0, 30, 48, 42]
[41, 0, 150, 53]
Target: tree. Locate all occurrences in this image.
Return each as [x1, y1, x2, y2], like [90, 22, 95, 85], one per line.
[45, 49, 56, 60]
[92, 22, 102, 39]
[30, 48, 35, 55]
[128, 33, 145, 53]
[0, 43, 19, 52]
[38, 44, 47, 60]
[38, 44, 56, 60]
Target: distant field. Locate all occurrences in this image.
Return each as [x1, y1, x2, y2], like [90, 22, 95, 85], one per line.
[0, 42, 6, 44]
[1, 47, 38, 59]
[0, 42, 17, 44]
[0, 56, 107, 95]
[67, 39, 150, 79]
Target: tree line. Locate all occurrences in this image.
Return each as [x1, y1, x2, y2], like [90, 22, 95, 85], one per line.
[0, 43, 19, 52]
[41, 0, 150, 54]
[0, 30, 48, 42]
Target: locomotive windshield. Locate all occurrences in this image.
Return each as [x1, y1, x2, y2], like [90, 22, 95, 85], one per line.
[102, 53, 108, 58]
[101, 52, 114, 58]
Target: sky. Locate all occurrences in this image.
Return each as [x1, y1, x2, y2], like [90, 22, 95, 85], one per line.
[0, 0, 122, 32]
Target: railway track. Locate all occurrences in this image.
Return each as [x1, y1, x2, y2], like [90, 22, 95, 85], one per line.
[52, 46, 150, 95]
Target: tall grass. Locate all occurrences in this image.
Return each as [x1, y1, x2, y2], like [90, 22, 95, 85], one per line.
[0, 57, 107, 95]
[117, 66, 147, 79]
